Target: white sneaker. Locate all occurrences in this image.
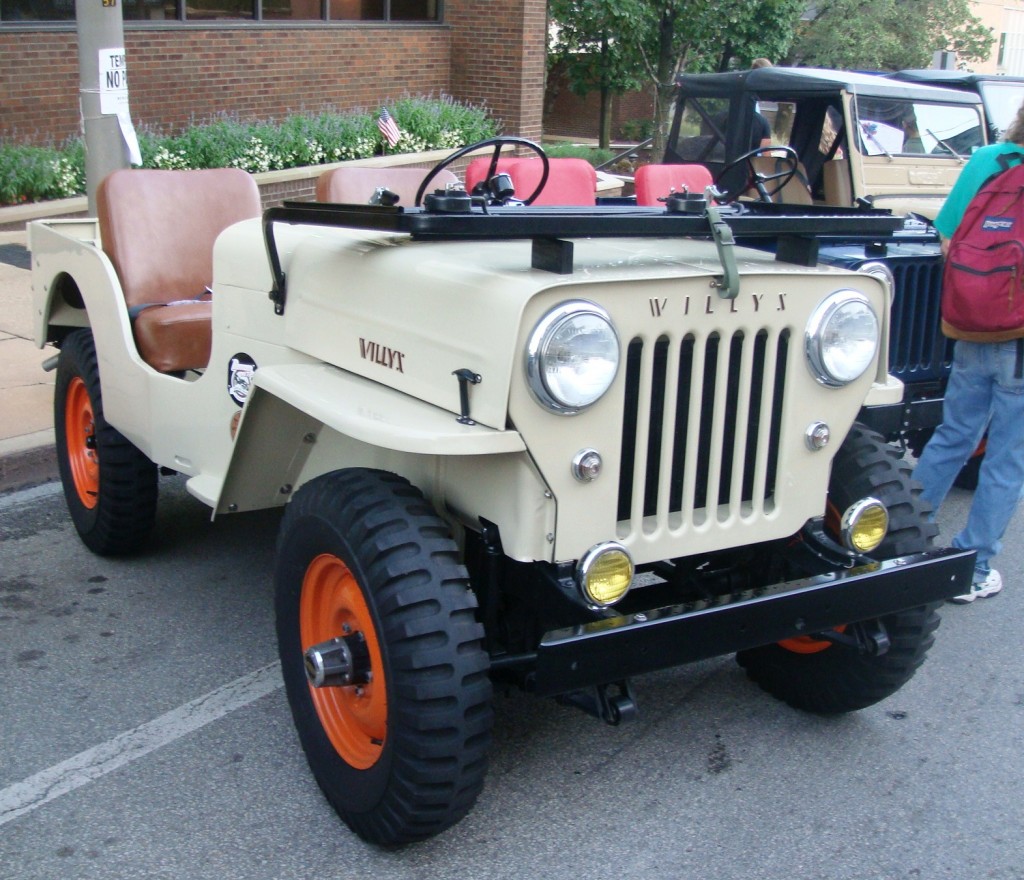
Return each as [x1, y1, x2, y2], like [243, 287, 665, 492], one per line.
[949, 568, 1003, 604]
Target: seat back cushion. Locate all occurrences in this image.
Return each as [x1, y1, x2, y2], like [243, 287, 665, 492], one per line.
[747, 157, 813, 205]
[97, 168, 261, 372]
[464, 156, 519, 194]
[315, 166, 459, 206]
[97, 168, 262, 310]
[823, 158, 853, 206]
[504, 158, 597, 205]
[634, 164, 713, 205]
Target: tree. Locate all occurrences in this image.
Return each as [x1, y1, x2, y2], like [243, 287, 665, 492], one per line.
[548, 0, 805, 156]
[548, 0, 647, 148]
[790, 0, 995, 71]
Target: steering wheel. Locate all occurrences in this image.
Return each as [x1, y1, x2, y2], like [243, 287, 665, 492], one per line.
[414, 136, 550, 207]
[713, 146, 800, 202]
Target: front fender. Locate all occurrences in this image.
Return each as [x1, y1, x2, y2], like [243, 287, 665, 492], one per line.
[215, 362, 525, 515]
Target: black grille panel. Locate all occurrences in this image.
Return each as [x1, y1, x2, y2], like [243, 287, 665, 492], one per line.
[618, 329, 789, 531]
[888, 258, 954, 384]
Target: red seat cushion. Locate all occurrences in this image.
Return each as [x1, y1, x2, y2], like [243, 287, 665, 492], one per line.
[634, 164, 713, 206]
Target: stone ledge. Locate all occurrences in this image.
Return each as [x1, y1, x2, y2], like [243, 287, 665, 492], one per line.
[0, 431, 58, 495]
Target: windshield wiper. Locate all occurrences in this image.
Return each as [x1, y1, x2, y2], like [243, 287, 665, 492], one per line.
[926, 129, 966, 164]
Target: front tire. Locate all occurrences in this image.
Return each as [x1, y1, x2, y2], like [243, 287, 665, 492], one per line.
[54, 329, 157, 555]
[275, 469, 493, 846]
[737, 424, 941, 714]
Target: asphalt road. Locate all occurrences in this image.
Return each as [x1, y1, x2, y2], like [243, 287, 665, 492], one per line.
[2, 475, 1023, 880]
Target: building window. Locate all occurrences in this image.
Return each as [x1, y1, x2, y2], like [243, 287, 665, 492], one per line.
[0, 0, 439, 22]
[1, 0, 74, 22]
[123, 0, 179, 21]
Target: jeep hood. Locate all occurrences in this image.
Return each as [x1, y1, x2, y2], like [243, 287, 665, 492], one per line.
[213, 219, 762, 430]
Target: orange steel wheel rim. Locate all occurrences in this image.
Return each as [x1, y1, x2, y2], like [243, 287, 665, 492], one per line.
[778, 625, 847, 654]
[778, 496, 853, 653]
[300, 553, 387, 769]
[65, 376, 100, 509]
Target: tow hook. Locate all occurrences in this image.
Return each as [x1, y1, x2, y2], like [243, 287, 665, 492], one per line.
[304, 632, 372, 688]
[814, 619, 892, 656]
[557, 679, 638, 725]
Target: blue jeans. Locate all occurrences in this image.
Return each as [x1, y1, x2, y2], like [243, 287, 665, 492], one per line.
[913, 339, 1024, 572]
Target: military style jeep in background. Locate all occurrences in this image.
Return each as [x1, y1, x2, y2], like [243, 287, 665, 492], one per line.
[30, 140, 974, 846]
[666, 67, 988, 463]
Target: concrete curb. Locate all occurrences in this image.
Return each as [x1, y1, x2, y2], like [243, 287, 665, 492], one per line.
[0, 431, 59, 495]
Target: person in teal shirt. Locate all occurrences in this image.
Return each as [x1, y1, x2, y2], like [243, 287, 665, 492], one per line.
[934, 141, 1024, 242]
[913, 100, 1024, 603]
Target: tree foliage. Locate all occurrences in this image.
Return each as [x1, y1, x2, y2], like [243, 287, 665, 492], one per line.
[548, 0, 805, 154]
[790, 0, 995, 71]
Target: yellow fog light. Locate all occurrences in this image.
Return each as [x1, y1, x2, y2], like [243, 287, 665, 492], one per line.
[577, 542, 634, 607]
[841, 498, 889, 553]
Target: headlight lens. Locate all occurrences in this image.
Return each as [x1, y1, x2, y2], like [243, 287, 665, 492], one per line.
[840, 497, 889, 553]
[526, 302, 620, 413]
[805, 291, 879, 386]
[577, 542, 634, 607]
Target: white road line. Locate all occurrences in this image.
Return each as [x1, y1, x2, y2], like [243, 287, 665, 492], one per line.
[0, 661, 283, 827]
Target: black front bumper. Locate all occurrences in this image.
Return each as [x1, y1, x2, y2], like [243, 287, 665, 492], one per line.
[531, 547, 974, 697]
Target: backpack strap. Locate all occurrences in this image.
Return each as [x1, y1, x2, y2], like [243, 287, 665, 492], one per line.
[995, 150, 1024, 174]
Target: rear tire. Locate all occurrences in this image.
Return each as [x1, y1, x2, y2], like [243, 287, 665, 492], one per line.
[54, 329, 157, 555]
[275, 468, 493, 845]
[737, 424, 941, 714]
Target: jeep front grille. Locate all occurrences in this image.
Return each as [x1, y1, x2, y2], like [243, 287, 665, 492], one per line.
[888, 258, 954, 385]
[617, 328, 789, 533]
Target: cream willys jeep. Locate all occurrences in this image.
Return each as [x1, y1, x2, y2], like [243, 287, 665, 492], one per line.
[30, 142, 974, 846]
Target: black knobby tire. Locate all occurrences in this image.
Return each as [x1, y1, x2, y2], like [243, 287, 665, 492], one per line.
[737, 424, 941, 714]
[54, 329, 158, 555]
[275, 468, 493, 846]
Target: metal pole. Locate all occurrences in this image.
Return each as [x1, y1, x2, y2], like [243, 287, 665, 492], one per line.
[75, 0, 134, 213]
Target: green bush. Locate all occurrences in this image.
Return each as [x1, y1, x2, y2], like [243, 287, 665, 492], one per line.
[0, 141, 85, 206]
[543, 143, 616, 167]
[619, 118, 654, 142]
[1, 96, 498, 206]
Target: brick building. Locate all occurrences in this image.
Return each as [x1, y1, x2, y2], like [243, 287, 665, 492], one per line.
[0, 0, 546, 146]
[543, 60, 654, 143]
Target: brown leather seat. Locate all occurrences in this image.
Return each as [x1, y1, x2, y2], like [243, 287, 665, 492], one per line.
[316, 166, 459, 206]
[97, 168, 262, 373]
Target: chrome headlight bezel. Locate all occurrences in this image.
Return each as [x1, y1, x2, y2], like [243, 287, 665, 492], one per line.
[525, 301, 620, 414]
[858, 261, 895, 297]
[805, 290, 880, 387]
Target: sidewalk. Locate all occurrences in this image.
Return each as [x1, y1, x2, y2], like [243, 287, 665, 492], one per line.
[0, 229, 60, 494]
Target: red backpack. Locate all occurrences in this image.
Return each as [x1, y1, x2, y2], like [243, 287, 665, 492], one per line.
[941, 152, 1024, 342]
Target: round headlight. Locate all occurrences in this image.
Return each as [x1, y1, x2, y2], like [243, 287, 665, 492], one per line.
[526, 302, 620, 413]
[805, 291, 879, 387]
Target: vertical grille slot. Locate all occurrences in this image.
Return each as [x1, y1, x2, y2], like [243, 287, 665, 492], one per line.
[618, 328, 789, 534]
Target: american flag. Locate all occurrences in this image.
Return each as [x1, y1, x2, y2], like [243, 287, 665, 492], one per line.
[377, 107, 401, 148]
